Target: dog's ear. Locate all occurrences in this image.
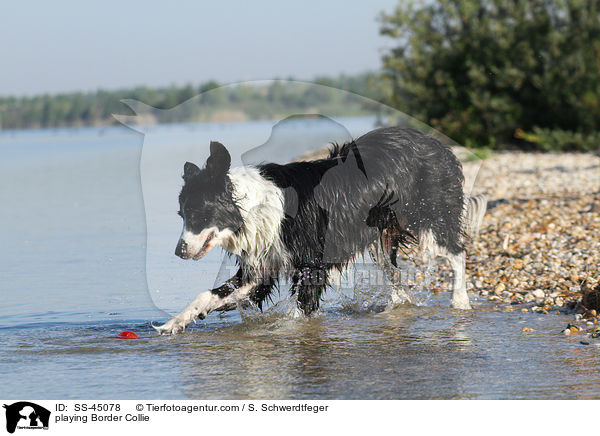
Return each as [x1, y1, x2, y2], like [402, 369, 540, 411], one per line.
[183, 161, 201, 181]
[205, 141, 231, 177]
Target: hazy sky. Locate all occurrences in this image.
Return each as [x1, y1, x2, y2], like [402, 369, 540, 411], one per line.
[0, 0, 399, 96]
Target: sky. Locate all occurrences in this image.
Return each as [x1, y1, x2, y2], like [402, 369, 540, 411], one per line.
[0, 0, 400, 97]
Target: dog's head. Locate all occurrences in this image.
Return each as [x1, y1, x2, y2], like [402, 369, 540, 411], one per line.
[175, 141, 243, 260]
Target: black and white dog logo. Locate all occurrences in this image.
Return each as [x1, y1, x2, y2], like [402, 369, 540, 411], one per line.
[3, 402, 50, 433]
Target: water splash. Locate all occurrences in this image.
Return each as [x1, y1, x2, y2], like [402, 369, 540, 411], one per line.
[238, 292, 301, 322]
[323, 254, 440, 314]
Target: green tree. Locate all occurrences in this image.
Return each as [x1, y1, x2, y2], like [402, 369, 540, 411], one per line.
[380, 0, 600, 147]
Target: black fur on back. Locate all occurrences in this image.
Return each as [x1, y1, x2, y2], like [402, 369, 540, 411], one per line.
[257, 126, 465, 313]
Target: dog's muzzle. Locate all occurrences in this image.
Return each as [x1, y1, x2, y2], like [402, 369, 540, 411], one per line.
[175, 228, 217, 260]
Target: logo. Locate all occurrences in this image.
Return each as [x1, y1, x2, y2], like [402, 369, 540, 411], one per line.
[3, 402, 50, 434]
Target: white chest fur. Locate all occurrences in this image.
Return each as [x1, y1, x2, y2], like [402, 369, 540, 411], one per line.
[224, 167, 290, 276]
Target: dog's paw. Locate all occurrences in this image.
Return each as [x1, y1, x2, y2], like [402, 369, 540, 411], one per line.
[152, 309, 208, 335]
[451, 297, 472, 310]
[152, 316, 189, 335]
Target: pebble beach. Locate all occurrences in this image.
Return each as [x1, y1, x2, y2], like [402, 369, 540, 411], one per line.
[462, 151, 600, 337]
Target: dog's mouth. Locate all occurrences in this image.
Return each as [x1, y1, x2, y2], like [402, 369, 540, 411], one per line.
[192, 229, 216, 260]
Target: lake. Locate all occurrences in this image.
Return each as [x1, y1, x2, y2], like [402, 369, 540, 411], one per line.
[1, 118, 599, 399]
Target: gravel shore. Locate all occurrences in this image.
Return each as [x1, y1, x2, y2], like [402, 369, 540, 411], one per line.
[462, 151, 600, 329]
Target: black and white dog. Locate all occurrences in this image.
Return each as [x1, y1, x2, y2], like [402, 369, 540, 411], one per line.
[153, 127, 485, 334]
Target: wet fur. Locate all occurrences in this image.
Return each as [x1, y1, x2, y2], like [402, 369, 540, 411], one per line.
[155, 127, 475, 334]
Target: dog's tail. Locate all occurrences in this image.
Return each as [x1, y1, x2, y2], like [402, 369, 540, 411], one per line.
[463, 194, 487, 237]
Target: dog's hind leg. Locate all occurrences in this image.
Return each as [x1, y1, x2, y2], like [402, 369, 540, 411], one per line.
[441, 194, 486, 309]
[367, 243, 413, 304]
[447, 251, 471, 309]
[419, 231, 471, 310]
[153, 269, 255, 334]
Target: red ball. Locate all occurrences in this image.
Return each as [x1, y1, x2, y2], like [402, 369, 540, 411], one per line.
[117, 330, 139, 339]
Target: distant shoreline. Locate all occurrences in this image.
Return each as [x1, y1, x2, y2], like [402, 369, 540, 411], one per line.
[0, 73, 388, 131]
[0, 108, 376, 132]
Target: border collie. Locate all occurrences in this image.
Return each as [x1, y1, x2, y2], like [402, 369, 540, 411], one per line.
[153, 126, 485, 334]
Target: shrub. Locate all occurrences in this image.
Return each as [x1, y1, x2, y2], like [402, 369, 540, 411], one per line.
[380, 0, 600, 148]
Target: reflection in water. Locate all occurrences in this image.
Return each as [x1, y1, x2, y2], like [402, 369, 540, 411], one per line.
[549, 344, 600, 400]
[175, 305, 482, 399]
[161, 300, 600, 400]
[2, 304, 600, 399]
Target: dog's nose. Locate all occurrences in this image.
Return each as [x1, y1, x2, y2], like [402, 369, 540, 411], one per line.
[175, 239, 188, 258]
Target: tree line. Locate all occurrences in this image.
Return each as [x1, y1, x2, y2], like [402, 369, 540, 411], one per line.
[0, 74, 389, 130]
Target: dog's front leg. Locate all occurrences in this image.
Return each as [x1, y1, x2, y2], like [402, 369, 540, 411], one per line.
[153, 271, 255, 335]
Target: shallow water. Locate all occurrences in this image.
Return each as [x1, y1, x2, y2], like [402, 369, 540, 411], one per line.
[2, 303, 600, 399]
[1, 120, 599, 400]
